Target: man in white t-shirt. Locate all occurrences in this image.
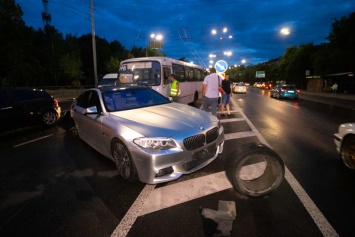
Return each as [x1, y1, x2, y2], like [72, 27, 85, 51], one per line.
[202, 68, 221, 116]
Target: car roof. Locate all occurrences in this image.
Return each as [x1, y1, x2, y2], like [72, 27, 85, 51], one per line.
[102, 73, 118, 79]
[96, 85, 149, 93]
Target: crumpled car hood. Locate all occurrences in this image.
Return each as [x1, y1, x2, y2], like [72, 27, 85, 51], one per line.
[108, 103, 217, 137]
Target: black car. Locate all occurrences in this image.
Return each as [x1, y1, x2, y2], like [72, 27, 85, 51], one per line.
[0, 88, 61, 131]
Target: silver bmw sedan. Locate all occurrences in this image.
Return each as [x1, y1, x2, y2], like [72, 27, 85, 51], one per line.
[71, 86, 225, 184]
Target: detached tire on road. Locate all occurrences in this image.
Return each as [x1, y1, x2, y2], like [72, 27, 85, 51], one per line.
[225, 142, 285, 198]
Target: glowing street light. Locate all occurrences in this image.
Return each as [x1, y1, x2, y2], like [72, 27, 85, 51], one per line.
[151, 33, 163, 41]
[224, 51, 232, 57]
[280, 27, 290, 35]
[241, 59, 246, 64]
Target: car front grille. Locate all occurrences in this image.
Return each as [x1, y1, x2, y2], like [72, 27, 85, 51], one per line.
[183, 127, 219, 151]
[206, 127, 218, 144]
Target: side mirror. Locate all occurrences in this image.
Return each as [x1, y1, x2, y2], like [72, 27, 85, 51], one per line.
[85, 106, 98, 115]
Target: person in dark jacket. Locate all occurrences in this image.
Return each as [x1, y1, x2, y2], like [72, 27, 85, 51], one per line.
[220, 73, 232, 117]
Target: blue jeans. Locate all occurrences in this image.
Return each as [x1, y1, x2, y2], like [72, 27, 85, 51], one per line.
[202, 96, 219, 116]
[221, 94, 231, 104]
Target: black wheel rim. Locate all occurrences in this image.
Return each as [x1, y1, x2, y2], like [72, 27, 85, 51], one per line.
[113, 142, 131, 179]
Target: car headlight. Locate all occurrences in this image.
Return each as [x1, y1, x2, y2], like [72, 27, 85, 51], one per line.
[133, 137, 177, 150]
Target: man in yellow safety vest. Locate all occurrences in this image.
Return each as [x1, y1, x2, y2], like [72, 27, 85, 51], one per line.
[169, 74, 180, 102]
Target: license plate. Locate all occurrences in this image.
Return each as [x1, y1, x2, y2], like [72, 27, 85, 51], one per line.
[288, 90, 294, 93]
[193, 145, 216, 161]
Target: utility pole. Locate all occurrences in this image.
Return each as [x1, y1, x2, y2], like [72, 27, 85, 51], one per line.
[42, 0, 57, 85]
[41, 0, 51, 25]
[90, 0, 98, 85]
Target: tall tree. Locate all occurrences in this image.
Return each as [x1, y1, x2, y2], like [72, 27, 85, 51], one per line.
[0, 0, 43, 86]
[327, 12, 355, 71]
[34, 25, 65, 86]
[105, 57, 120, 73]
[58, 53, 84, 86]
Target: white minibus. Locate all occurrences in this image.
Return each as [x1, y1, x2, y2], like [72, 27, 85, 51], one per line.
[118, 57, 206, 104]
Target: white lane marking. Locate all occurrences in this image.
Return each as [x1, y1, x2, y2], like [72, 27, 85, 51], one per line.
[231, 99, 338, 236]
[111, 184, 156, 237]
[12, 134, 53, 148]
[140, 160, 268, 216]
[284, 169, 338, 236]
[140, 171, 232, 216]
[220, 117, 245, 123]
[225, 131, 256, 140]
[282, 102, 300, 109]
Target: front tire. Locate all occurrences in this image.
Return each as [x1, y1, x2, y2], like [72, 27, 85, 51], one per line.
[340, 136, 355, 169]
[194, 91, 199, 102]
[112, 139, 138, 182]
[225, 143, 285, 198]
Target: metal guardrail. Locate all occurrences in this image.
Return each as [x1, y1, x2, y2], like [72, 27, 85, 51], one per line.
[41, 86, 94, 101]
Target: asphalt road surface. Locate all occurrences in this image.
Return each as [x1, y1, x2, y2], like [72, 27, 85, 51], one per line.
[1, 87, 355, 237]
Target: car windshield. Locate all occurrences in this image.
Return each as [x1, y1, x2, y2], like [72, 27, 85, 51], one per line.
[102, 87, 170, 112]
[118, 61, 161, 86]
[98, 78, 117, 86]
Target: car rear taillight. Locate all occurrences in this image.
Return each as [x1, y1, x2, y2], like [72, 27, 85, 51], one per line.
[281, 89, 286, 92]
[296, 90, 300, 93]
[54, 99, 59, 106]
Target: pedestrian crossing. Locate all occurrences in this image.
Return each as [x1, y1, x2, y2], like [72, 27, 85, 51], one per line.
[111, 99, 338, 237]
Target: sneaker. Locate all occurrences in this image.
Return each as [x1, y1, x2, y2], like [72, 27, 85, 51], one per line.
[221, 114, 226, 117]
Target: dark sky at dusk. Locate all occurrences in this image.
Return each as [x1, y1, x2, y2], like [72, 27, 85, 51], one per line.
[17, 0, 355, 68]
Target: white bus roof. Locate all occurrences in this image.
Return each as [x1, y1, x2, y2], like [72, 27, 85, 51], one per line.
[121, 57, 205, 70]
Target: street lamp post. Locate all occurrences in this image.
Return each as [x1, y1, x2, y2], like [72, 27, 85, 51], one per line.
[211, 27, 232, 59]
[146, 33, 163, 57]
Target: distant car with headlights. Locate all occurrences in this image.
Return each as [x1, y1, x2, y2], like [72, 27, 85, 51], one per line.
[262, 82, 273, 90]
[270, 84, 299, 100]
[70, 86, 225, 184]
[254, 82, 262, 88]
[0, 88, 61, 131]
[233, 83, 247, 94]
[334, 123, 355, 169]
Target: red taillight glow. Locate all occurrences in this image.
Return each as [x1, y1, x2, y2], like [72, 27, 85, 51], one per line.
[54, 99, 59, 105]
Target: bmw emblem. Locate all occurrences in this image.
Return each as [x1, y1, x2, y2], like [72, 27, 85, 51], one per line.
[198, 126, 204, 131]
